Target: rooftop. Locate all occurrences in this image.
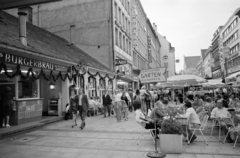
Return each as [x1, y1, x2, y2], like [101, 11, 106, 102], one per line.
[0, 11, 111, 72]
[184, 56, 201, 69]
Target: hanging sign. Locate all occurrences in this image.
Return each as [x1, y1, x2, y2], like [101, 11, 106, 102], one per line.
[115, 59, 127, 66]
[138, 67, 166, 83]
[132, 5, 138, 48]
[0, 52, 68, 72]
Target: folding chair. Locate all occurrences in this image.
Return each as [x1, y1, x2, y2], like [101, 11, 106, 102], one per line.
[136, 123, 155, 145]
[210, 118, 220, 139]
[222, 117, 238, 147]
[189, 115, 209, 145]
[233, 131, 240, 148]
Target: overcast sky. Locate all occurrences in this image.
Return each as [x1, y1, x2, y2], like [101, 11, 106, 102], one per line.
[141, 0, 240, 72]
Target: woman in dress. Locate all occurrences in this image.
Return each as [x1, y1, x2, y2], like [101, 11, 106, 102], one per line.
[70, 89, 79, 128]
[1, 87, 13, 128]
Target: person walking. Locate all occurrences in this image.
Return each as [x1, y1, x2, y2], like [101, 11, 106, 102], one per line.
[70, 89, 78, 128]
[128, 89, 134, 112]
[78, 88, 89, 130]
[1, 87, 14, 128]
[102, 90, 112, 118]
[121, 91, 129, 120]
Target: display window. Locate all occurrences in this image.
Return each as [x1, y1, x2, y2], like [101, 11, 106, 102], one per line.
[18, 76, 38, 98]
[77, 75, 85, 93]
[108, 79, 113, 96]
[88, 76, 96, 97]
[99, 78, 106, 98]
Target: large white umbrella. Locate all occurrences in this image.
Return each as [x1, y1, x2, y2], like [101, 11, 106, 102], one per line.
[167, 75, 206, 85]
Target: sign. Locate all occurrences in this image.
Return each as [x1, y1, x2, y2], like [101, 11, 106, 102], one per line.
[228, 65, 240, 74]
[138, 67, 166, 83]
[0, 52, 68, 72]
[115, 59, 127, 66]
[163, 55, 168, 61]
[147, 34, 152, 63]
[116, 70, 125, 76]
[132, 5, 138, 48]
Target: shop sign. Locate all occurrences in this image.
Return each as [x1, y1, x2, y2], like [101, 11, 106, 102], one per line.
[228, 65, 240, 74]
[163, 55, 168, 61]
[132, 5, 138, 48]
[138, 67, 166, 83]
[147, 35, 152, 63]
[0, 52, 68, 72]
[225, 77, 237, 84]
[115, 59, 127, 66]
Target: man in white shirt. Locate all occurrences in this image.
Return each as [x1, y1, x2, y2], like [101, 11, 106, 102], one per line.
[211, 99, 231, 118]
[211, 99, 233, 143]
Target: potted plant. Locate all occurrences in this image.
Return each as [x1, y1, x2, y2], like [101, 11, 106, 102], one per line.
[159, 107, 184, 154]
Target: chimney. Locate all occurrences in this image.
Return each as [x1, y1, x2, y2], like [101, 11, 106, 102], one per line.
[18, 8, 28, 46]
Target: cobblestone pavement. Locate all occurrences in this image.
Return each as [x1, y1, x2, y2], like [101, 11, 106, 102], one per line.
[0, 112, 239, 158]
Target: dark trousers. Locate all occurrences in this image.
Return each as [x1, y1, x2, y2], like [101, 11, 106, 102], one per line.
[78, 106, 87, 128]
[146, 100, 151, 113]
[103, 104, 111, 117]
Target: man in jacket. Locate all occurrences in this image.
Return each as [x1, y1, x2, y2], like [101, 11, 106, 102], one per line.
[102, 90, 112, 118]
[78, 88, 89, 130]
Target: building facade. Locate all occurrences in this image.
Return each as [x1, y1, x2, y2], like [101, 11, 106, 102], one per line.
[211, 26, 223, 79]
[183, 56, 201, 75]
[202, 47, 213, 79]
[220, 8, 240, 77]
[157, 33, 175, 78]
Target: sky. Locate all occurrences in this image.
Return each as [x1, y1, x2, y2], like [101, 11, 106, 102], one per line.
[140, 0, 240, 72]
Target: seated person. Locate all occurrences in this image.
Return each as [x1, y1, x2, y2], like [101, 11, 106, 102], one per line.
[149, 100, 167, 126]
[88, 97, 95, 116]
[134, 101, 160, 138]
[211, 99, 232, 142]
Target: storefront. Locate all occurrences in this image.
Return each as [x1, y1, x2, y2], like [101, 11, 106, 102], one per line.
[0, 51, 70, 125]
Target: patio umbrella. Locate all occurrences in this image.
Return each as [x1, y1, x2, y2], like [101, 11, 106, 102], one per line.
[167, 75, 206, 85]
[202, 79, 229, 88]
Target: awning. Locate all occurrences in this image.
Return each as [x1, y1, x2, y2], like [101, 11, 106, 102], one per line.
[225, 71, 240, 84]
[202, 79, 229, 88]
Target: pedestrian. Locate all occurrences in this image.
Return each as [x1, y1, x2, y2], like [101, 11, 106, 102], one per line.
[1, 86, 14, 128]
[128, 88, 134, 112]
[121, 91, 129, 120]
[70, 89, 78, 128]
[102, 90, 112, 118]
[78, 88, 89, 130]
[145, 90, 152, 113]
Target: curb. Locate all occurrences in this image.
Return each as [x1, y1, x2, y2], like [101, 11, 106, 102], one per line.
[0, 117, 64, 140]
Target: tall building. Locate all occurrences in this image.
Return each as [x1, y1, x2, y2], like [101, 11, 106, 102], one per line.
[220, 8, 240, 77]
[157, 34, 175, 77]
[183, 56, 201, 75]
[7, 0, 134, 89]
[202, 47, 212, 79]
[211, 26, 223, 79]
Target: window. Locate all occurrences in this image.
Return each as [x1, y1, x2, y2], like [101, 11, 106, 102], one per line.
[118, 8, 121, 24]
[126, 38, 128, 53]
[128, 21, 130, 34]
[129, 41, 131, 56]
[119, 32, 122, 48]
[18, 76, 38, 98]
[114, 3, 118, 20]
[122, 13, 125, 28]
[127, 1, 130, 13]
[125, 17, 127, 31]
[115, 28, 118, 45]
[123, 35, 125, 51]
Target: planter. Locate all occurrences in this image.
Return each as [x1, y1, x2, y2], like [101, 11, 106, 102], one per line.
[159, 134, 183, 154]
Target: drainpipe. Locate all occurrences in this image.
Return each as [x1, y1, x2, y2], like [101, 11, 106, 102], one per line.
[18, 8, 28, 46]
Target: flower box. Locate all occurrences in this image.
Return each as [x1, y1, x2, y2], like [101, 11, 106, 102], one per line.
[159, 134, 183, 154]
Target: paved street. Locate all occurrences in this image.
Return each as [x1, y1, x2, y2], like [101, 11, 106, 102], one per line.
[0, 112, 240, 158]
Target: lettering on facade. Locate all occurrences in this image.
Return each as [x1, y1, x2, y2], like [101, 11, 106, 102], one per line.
[115, 59, 127, 66]
[132, 5, 138, 49]
[163, 55, 168, 61]
[0, 52, 68, 72]
[147, 34, 152, 63]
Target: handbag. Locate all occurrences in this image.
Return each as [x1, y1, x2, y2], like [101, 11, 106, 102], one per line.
[11, 100, 16, 112]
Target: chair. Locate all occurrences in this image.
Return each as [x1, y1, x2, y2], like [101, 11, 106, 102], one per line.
[189, 115, 209, 145]
[222, 117, 237, 147]
[210, 118, 220, 140]
[136, 123, 155, 145]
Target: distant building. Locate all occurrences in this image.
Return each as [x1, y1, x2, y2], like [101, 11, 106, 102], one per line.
[183, 56, 201, 75]
[211, 26, 223, 79]
[220, 8, 240, 77]
[202, 47, 213, 79]
[157, 34, 176, 78]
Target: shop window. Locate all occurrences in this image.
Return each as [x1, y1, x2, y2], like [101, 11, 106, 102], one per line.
[18, 76, 38, 98]
[88, 76, 96, 97]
